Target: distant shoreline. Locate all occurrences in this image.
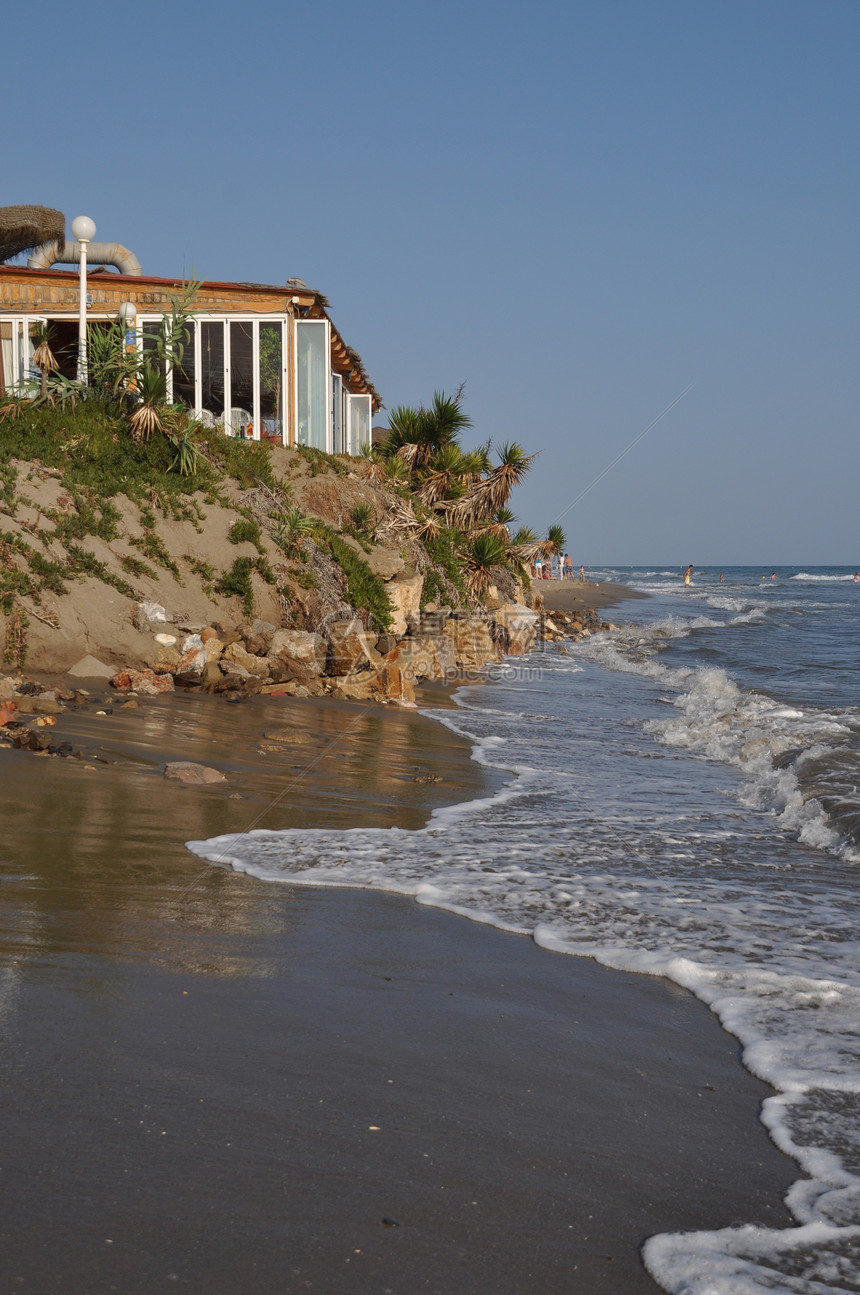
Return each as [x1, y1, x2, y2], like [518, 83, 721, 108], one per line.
[536, 576, 648, 614]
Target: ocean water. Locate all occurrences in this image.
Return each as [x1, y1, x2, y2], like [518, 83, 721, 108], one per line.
[189, 566, 860, 1294]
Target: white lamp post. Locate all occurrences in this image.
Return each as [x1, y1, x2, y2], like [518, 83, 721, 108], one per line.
[118, 301, 138, 392]
[70, 215, 96, 382]
[118, 300, 137, 333]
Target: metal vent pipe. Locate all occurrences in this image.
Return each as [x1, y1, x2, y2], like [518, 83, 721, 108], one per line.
[27, 240, 142, 276]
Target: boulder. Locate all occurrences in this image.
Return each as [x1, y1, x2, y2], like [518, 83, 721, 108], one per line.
[222, 640, 270, 678]
[151, 645, 182, 675]
[327, 674, 378, 702]
[492, 604, 539, 656]
[384, 636, 456, 684]
[385, 574, 423, 637]
[327, 619, 373, 676]
[268, 629, 327, 678]
[132, 600, 168, 632]
[0, 676, 16, 702]
[164, 762, 226, 784]
[375, 661, 416, 706]
[204, 636, 224, 664]
[365, 547, 405, 581]
[443, 615, 500, 672]
[111, 669, 175, 696]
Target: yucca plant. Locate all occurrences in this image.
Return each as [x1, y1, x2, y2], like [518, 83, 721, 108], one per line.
[351, 501, 375, 532]
[128, 360, 167, 442]
[31, 323, 59, 397]
[274, 505, 312, 555]
[167, 427, 202, 476]
[544, 523, 566, 555]
[463, 531, 508, 599]
[382, 454, 411, 483]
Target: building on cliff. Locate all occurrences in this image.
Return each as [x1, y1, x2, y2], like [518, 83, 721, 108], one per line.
[0, 235, 381, 454]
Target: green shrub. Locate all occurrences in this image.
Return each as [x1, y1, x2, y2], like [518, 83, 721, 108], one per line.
[228, 518, 264, 551]
[215, 555, 274, 617]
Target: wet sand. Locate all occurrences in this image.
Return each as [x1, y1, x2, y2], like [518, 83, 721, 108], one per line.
[537, 577, 648, 614]
[0, 691, 795, 1293]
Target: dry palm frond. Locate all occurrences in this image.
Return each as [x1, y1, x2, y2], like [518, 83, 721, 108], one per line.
[373, 497, 422, 545]
[129, 402, 163, 442]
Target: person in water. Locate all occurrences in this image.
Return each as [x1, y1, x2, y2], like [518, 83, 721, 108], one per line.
[719, 572, 724, 583]
[684, 564, 693, 587]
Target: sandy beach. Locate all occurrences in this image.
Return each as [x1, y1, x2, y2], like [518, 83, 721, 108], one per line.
[0, 652, 795, 1293]
[538, 577, 649, 615]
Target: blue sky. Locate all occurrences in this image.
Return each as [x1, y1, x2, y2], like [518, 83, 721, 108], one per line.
[7, 0, 858, 563]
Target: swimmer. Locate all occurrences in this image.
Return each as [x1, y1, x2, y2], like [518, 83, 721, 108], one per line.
[719, 572, 724, 583]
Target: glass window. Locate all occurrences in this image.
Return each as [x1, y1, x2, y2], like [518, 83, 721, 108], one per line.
[0, 321, 12, 395]
[201, 322, 224, 419]
[259, 322, 283, 442]
[331, 373, 343, 453]
[296, 320, 329, 450]
[347, 393, 371, 456]
[170, 319, 196, 409]
[229, 322, 253, 436]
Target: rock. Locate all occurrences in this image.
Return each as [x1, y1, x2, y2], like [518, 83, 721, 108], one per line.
[154, 632, 177, 647]
[132, 600, 168, 632]
[203, 636, 224, 664]
[164, 762, 226, 784]
[492, 604, 539, 656]
[365, 547, 405, 581]
[111, 669, 175, 696]
[200, 625, 219, 644]
[327, 674, 378, 702]
[222, 640, 270, 678]
[385, 574, 423, 637]
[389, 634, 457, 682]
[327, 619, 373, 675]
[0, 701, 18, 726]
[375, 661, 416, 705]
[15, 695, 64, 716]
[268, 629, 327, 678]
[67, 655, 115, 680]
[443, 614, 500, 672]
[201, 661, 224, 687]
[176, 633, 207, 679]
[0, 677, 16, 702]
[151, 645, 182, 674]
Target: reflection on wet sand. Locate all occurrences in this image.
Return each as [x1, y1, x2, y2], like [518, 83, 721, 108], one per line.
[0, 691, 494, 976]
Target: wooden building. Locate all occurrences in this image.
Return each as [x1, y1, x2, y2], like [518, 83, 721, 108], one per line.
[0, 263, 381, 453]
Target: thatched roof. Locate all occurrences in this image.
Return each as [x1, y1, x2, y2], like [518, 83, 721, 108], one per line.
[0, 205, 64, 263]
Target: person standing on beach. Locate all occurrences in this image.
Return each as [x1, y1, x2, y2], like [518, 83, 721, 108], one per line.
[563, 554, 573, 580]
[579, 564, 585, 583]
[684, 564, 693, 587]
[534, 555, 543, 580]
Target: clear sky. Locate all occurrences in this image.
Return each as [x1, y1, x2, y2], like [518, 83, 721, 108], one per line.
[6, 0, 858, 564]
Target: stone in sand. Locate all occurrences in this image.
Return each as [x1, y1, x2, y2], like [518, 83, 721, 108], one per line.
[164, 762, 227, 784]
[68, 655, 115, 680]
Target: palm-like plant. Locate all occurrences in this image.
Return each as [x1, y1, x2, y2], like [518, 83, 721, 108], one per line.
[128, 360, 167, 442]
[463, 531, 508, 599]
[274, 505, 312, 555]
[543, 523, 566, 556]
[31, 323, 58, 398]
[417, 444, 472, 506]
[382, 389, 472, 471]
